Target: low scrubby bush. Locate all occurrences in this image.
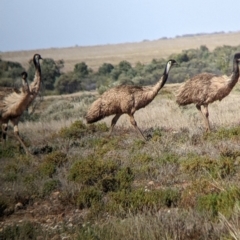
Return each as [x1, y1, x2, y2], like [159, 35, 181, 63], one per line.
[42, 179, 61, 197]
[180, 154, 236, 179]
[107, 188, 180, 216]
[197, 187, 240, 218]
[59, 120, 108, 140]
[38, 151, 68, 177]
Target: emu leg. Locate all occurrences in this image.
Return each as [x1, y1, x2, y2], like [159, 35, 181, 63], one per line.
[109, 114, 122, 136]
[2, 123, 8, 142]
[196, 104, 210, 132]
[128, 114, 146, 141]
[13, 124, 31, 155]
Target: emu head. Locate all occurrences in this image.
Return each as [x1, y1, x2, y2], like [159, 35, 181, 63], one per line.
[33, 53, 42, 66]
[234, 53, 240, 63]
[166, 59, 178, 74]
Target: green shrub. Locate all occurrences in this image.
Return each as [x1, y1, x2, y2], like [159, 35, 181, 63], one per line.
[68, 156, 119, 186]
[220, 147, 240, 159]
[0, 142, 17, 158]
[31, 144, 53, 155]
[197, 187, 240, 218]
[76, 187, 103, 209]
[38, 161, 56, 177]
[59, 120, 86, 139]
[68, 157, 135, 217]
[0, 222, 46, 239]
[23, 174, 40, 196]
[131, 153, 154, 164]
[180, 178, 218, 209]
[42, 179, 61, 197]
[77, 225, 100, 240]
[89, 122, 109, 132]
[3, 163, 19, 182]
[131, 139, 146, 150]
[151, 127, 163, 141]
[107, 188, 180, 215]
[156, 152, 180, 165]
[205, 126, 240, 142]
[115, 167, 134, 191]
[101, 176, 119, 193]
[89, 137, 120, 156]
[44, 151, 68, 166]
[59, 120, 108, 139]
[180, 154, 235, 179]
[38, 151, 67, 177]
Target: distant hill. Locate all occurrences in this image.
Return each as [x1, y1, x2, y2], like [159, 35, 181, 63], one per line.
[1, 31, 240, 72]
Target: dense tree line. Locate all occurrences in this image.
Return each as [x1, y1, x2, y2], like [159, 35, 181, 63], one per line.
[1, 44, 240, 95]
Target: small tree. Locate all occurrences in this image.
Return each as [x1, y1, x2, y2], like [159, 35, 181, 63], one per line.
[0, 60, 25, 80]
[74, 62, 89, 77]
[118, 60, 132, 72]
[54, 72, 82, 94]
[98, 63, 114, 75]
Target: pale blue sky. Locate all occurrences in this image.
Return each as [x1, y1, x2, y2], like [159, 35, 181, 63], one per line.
[1, 0, 240, 52]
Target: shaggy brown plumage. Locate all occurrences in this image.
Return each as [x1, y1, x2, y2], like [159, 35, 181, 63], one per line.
[86, 59, 177, 140]
[176, 53, 240, 131]
[0, 54, 42, 154]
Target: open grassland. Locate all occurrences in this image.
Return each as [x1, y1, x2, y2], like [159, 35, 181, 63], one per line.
[1, 83, 240, 239]
[2, 31, 240, 71]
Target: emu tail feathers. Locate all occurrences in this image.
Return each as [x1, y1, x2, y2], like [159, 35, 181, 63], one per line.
[85, 98, 105, 124]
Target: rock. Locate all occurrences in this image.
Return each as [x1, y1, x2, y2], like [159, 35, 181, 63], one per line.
[15, 202, 23, 211]
[148, 181, 154, 186]
[36, 237, 44, 240]
[51, 235, 61, 240]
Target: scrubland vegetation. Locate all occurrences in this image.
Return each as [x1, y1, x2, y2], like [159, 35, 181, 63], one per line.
[1, 83, 240, 239]
[1, 40, 240, 239]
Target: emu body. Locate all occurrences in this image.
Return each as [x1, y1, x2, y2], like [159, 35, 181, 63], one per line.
[86, 59, 177, 140]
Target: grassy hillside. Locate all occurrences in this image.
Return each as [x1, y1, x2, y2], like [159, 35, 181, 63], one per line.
[2, 31, 240, 72]
[1, 83, 240, 239]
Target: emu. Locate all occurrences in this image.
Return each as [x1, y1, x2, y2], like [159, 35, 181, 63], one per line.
[0, 54, 42, 154]
[176, 53, 240, 131]
[86, 59, 177, 140]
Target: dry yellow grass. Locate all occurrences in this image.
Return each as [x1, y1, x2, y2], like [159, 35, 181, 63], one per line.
[2, 32, 240, 72]
[20, 83, 240, 143]
[100, 84, 240, 133]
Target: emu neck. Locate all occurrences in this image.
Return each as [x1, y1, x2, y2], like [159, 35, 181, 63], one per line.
[29, 61, 41, 95]
[228, 60, 239, 89]
[151, 71, 168, 97]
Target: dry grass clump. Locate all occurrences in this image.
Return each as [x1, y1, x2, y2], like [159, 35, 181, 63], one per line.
[219, 204, 240, 240]
[76, 210, 226, 240]
[39, 94, 95, 121]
